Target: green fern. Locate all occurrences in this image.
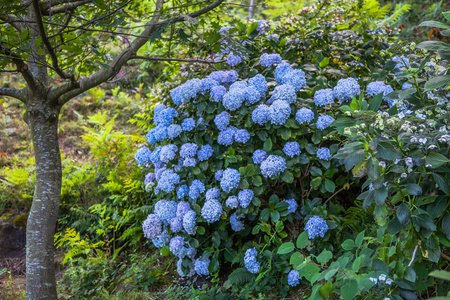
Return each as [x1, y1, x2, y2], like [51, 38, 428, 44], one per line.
[225, 267, 256, 287]
[377, 3, 411, 27]
[341, 201, 371, 232]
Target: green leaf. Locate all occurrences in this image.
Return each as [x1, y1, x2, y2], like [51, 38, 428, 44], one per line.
[355, 230, 365, 248]
[316, 250, 333, 264]
[299, 263, 320, 281]
[271, 210, 280, 223]
[352, 256, 362, 272]
[296, 231, 308, 249]
[444, 11, 450, 21]
[429, 270, 450, 281]
[341, 279, 358, 300]
[341, 239, 355, 250]
[419, 20, 450, 29]
[277, 242, 295, 254]
[311, 177, 322, 189]
[417, 41, 450, 51]
[263, 138, 273, 152]
[425, 75, 450, 91]
[290, 253, 304, 267]
[324, 179, 336, 193]
[319, 281, 334, 299]
[368, 92, 383, 111]
[281, 170, 294, 183]
[432, 173, 450, 195]
[247, 22, 258, 36]
[279, 127, 291, 140]
[405, 183, 422, 196]
[377, 142, 401, 160]
[319, 57, 330, 68]
[442, 213, 450, 240]
[324, 269, 338, 281]
[397, 203, 411, 225]
[160, 246, 170, 256]
[426, 152, 450, 168]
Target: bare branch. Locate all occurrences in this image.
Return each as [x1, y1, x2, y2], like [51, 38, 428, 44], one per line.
[0, 44, 37, 91]
[131, 55, 223, 64]
[55, 0, 225, 105]
[0, 13, 23, 32]
[42, 0, 92, 16]
[39, 0, 82, 13]
[0, 87, 27, 103]
[32, 0, 76, 82]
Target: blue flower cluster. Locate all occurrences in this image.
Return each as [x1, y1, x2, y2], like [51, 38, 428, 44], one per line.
[392, 56, 409, 69]
[333, 78, 360, 103]
[304, 216, 329, 239]
[226, 196, 239, 209]
[183, 210, 197, 235]
[244, 86, 261, 106]
[167, 124, 182, 139]
[170, 216, 183, 233]
[275, 62, 292, 82]
[211, 85, 227, 102]
[223, 88, 245, 111]
[269, 84, 296, 104]
[220, 168, 240, 192]
[316, 115, 335, 130]
[260, 155, 286, 177]
[155, 200, 177, 225]
[230, 81, 247, 90]
[180, 143, 198, 158]
[189, 179, 205, 200]
[156, 169, 180, 193]
[194, 258, 210, 276]
[227, 52, 243, 66]
[154, 106, 177, 126]
[160, 144, 177, 163]
[314, 89, 335, 106]
[201, 78, 219, 95]
[181, 118, 195, 131]
[201, 199, 223, 223]
[317, 147, 332, 161]
[269, 100, 291, 125]
[287, 270, 301, 287]
[214, 111, 230, 131]
[253, 149, 268, 164]
[252, 104, 271, 125]
[144, 172, 155, 185]
[244, 248, 260, 273]
[283, 199, 298, 213]
[205, 187, 220, 201]
[366, 81, 394, 106]
[296, 107, 314, 125]
[152, 229, 170, 248]
[283, 142, 301, 157]
[218, 126, 237, 146]
[248, 74, 268, 95]
[215, 170, 223, 181]
[279, 69, 306, 91]
[260, 53, 282, 67]
[230, 213, 244, 231]
[208, 70, 238, 86]
[238, 189, 254, 208]
[146, 125, 168, 144]
[169, 236, 185, 257]
[171, 78, 202, 105]
[235, 129, 250, 143]
[142, 214, 162, 239]
[135, 147, 152, 165]
[177, 185, 189, 199]
[198, 145, 213, 161]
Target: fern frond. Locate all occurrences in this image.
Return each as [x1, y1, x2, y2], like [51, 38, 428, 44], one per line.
[225, 267, 256, 287]
[378, 3, 411, 27]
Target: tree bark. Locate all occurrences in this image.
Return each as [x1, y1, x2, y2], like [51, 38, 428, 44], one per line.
[25, 98, 61, 300]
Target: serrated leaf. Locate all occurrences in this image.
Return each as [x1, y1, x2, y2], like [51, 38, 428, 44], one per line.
[426, 152, 450, 168]
[368, 92, 383, 111]
[296, 231, 308, 249]
[419, 20, 450, 29]
[263, 137, 272, 151]
[442, 213, 450, 240]
[397, 203, 411, 225]
[355, 230, 365, 248]
[341, 279, 358, 300]
[277, 242, 295, 254]
[319, 281, 334, 298]
[425, 75, 450, 91]
[417, 41, 450, 51]
[316, 250, 333, 264]
[341, 239, 355, 250]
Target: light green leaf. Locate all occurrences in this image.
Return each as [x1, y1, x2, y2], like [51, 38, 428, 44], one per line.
[316, 250, 333, 264]
[296, 231, 308, 249]
[277, 242, 295, 254]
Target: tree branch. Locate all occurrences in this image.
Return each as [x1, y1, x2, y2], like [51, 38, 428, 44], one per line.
[0, 87, 28, 103]
[54, 0, 225, 105]
[0, 13, 23, 32]
[41, 0, 92, 16]
[39, 0, 82, 13]
[131, 55, 224, 64]
[0, 44, 37, 91]
[31, 0, 76, 82]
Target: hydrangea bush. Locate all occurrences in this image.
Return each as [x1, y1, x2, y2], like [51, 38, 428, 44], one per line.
[133, 13, 450, 300]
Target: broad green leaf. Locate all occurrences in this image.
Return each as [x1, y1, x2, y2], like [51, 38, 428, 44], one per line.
[341, 279, 358, 300]
[429, 270, 450, 281]
[426, 152, 450, 168]
[299, 263, 320, 281]
[341, 239, 355, 250]
[442, 213, 450, 240]
[397, 203, 411, 225]
[281, 170, 294, 183]
[324, 179, 336, 193]
[432, 173, 450, 195]
[425, 75, 450, 91]
[290, 253, 304, 267]
[319, 281, 334, 299]
[263, 138, 273, 151]
[324, 268, 338, 281]
[355, 230, 365, 248]
[352, 256, 362, 272]
[319, 57, 330, 68]
[418, 21, 450, 29]
[417, 41, 450, 51]
[296, 231, 308, 249]
[316, 250, 333, 264]
[368, 92, 383, 111]
[277, 242, 295, 254]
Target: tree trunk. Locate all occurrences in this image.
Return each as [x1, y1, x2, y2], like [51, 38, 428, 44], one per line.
[26, 99, 61, 300]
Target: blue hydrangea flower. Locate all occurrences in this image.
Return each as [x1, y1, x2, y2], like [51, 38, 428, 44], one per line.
[223, 89, 245, 111]
[244, 86, 261, 106]
[256, 19, 270, 33]
[198, 145, 214, 161]
[194, 258, 211, 276]
[268, 33, 279, 41]
[211, 85, 227, 102]
[269, 100, 291, 125]
[169, 236, 185, 257]
[156, 170, 180, 193]
[392, 56, 409, 69]
[248, 74, 268, 95]
[214, 111, 231, 131]
[180, 143, 198, 158]
[183, 157, 197, 167]
[154, 107, 177, 127]
[288, 270, 301, 287]
[227, 52, 243, 66]
[160, 145, 177, 163]
[170, 216, 183, 233]
[235, 129, 250, 143]
[402, 82, 413, 89]
[181, 118, 195, 131]
[149, 147, 162, 164]
[220, 168, 240, 192]
[275, 62, 292, 82]
[333, 78, 360, 103]
[279, 69, 306, 91]
[142, 214, 162, 239]
[145, 172, 156, 185]
[283, 199, 298, 213]
[171, 78, 202, 105]
[314, 89, 335, 107]
[146, 125, 168, 144]
[230, 213, 245, 231]
[269, 84, 296, 104]
[155, 167, 167, 181]
[154, 200, 178, 225]
[189, 179, 205, 200]
[304, 216, 329, 239]
[238, 189, 254, 208]
[177, 259, 194, 278]
[183, 210, 197, 235]
[218, 127, 236, 146]
[226, 196, 239, 209]
[201, 78, 219, 94]
[316, 115, 335, 130]
[260, 155, 286, 177]
[208, 70, 238, 86]
[244, 248, 260, 273]
[317, 147, 332, 161]
[253, 149, 268, 164]
[230, 81, 248, 90]
[366, 81, 387, 97]
[252, 104, 271, 125]
[260, 53, 282, 67]
[283, 142, 301, 157]
[152, 228, 171, 248]
[201, 199, 223, 223]
[176, 201, 190, 217]
[135, 147, 152, 165]
[167, 124, 182, 139]
[177, 185, 189, 200]
[215, 170, 224, 181]
[206, 187, 220, 201]
[153, 104, 165, 116]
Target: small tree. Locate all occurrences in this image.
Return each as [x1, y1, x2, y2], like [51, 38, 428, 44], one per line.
[0, 0, 224, 298]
